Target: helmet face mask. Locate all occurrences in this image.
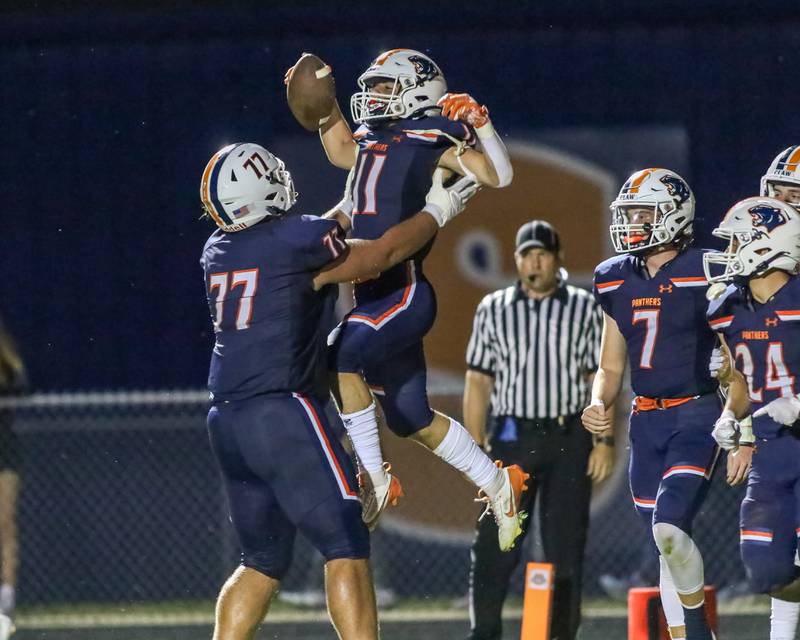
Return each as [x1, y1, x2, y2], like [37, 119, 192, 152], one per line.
[200, 143, 297, 233]
[702, 197, 800, 284]
[609, 169, 695, 254]
[350, 49, 447, 124]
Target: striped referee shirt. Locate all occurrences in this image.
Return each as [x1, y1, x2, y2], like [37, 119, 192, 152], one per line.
[466, 282, 602, 419]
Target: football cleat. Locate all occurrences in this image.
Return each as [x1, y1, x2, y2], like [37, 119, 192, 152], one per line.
[477, 461, 530, 552]
[0, 614, 13, 640]
[359, 462, 404, 531]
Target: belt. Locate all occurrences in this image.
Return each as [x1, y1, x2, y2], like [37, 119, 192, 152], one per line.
[633, 395, 699, 412]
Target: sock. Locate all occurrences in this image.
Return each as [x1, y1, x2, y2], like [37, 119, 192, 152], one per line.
[432, 418, 503, 497]
[771, 598, 800, 640]
[683, 600, 713, 640]
[340, 402, 385, 487]
[0, 584, 14, 615]
[659, 556, 686, 634]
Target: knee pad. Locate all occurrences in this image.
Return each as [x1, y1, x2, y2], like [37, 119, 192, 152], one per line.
[653, 522, 705, 595]
[652, 522, 693, 562]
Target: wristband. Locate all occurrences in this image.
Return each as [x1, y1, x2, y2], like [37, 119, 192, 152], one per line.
[594, 434, 615, 447]
[475, 120, 496, 140]
[738, 414, 755, 445]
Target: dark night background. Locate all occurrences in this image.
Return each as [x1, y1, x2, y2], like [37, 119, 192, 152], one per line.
[3, 0, 799, 390]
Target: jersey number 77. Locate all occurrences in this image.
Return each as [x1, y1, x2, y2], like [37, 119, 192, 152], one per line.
[208, 269, 259, 331]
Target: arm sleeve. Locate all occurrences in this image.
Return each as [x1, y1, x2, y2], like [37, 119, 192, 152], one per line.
[466, 299, 496, 374]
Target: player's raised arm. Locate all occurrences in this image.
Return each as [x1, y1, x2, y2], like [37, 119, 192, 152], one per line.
[313, 173, 478, 289]
[582, 313, 626, 434]
[436, 93, 513, 188]
[319, 102, 358, 169]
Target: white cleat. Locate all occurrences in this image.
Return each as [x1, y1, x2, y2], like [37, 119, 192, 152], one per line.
[478, 462, 530, 552]
[0, 614, 14, 640]
[359, 463, 404, 531]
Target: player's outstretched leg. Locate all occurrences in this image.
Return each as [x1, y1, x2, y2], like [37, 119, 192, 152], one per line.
[412, 412, 529, 552]
[331, 372, 403, 530]
[325, 558, 379, 640]
[213, 566, 279, 640]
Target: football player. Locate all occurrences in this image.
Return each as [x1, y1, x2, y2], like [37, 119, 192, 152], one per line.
[706, 145, 800, 640]
[582, 169, 719, 640]
[199, 142, 476, 640]
[286, 49, 525, 550]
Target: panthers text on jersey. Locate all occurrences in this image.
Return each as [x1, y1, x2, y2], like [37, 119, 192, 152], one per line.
[707, 276, 800, 439]
[200, 214, 347, 403]
[349, 113, 474, 300]
[593, 246, 719, 398]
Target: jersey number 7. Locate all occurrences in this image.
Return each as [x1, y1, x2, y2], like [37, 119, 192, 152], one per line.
[208, 269, 259, 331]
[632, 309, 659, 369]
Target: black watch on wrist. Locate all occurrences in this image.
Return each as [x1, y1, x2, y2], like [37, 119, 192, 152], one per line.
[594, 434, 615, 447]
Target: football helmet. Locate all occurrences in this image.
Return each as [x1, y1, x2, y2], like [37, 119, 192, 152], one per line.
[609, 168, 695, 253]
[350, 49, 447, 124]
[761, 146, 800, 210]
[200, 143, 296, 233]
[703, 196, 800, 284]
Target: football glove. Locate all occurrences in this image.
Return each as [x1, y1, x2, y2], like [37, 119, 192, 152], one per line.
[753, 396, 800, 426]
[423, 169, 479, 227]
[712, 409, 740, 451]
[437, 93, 490, 128]
[709, 347, 726, 378]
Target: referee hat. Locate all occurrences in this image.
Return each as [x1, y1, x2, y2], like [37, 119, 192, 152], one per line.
[515, 220, 561, 254]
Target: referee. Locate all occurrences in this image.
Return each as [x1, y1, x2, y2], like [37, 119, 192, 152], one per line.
[464, 220, 614, 640]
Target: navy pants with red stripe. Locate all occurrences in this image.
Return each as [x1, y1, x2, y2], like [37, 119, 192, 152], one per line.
[328, 273, 436, 437]
[740, 433, 800, 593]
[628, 394, 720, 543]
[207, 392, 369, 580]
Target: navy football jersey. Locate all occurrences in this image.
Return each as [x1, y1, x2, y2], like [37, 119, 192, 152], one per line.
[349, 113, 475, 299]
[200, 214, 347, 403]
[708, 277, 800, 439]
[593, 247, 718, 398]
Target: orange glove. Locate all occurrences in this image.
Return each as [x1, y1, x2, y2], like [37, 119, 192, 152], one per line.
[437, 93, 490, 128]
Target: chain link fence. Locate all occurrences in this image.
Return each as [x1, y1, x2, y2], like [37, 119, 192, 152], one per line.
[4, 390, 748, 622]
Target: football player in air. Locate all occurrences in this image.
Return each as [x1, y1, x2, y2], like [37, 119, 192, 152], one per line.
[199, 142, 476, 640]
[286, 49, 525, 550]
[582, 169, 719, 640]
[707, 146, 800, 640]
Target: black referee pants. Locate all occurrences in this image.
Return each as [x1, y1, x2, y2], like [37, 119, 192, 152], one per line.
[468, 414, 593, 640]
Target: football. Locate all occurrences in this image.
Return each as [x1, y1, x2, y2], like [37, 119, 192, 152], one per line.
[286, 53, 337, 132]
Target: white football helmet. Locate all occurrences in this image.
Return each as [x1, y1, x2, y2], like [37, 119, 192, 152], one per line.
[609, 168, 695, 253]
[761, 146, 800, 210]
[350, 49, 447, 124]
[703, 196, 800, 284]
[200, 143, 296, 233]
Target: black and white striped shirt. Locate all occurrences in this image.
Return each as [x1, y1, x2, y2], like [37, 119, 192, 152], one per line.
[466, 282, 602, 419]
